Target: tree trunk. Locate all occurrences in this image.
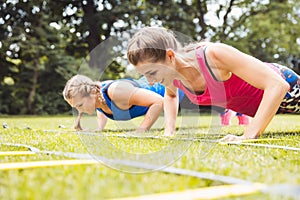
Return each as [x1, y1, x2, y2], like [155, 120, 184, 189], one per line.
[27, 62, 38, 114]
[82, 0, 101, 69]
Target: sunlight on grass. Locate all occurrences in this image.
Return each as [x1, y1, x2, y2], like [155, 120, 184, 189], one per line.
[0, 114, 299, 199]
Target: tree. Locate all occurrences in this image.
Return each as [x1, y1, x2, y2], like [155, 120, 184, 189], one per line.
[47, 0, 130, 74]
[210, 0, 300, 67]
[0, 0, 78, 114]
[1, 0, 299, 114]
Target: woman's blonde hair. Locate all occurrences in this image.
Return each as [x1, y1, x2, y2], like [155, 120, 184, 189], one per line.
[127, 27, 182, 65]
[63, 75, 100, 101]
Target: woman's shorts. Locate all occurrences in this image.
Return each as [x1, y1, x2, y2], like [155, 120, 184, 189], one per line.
[272, 63, 300, 114]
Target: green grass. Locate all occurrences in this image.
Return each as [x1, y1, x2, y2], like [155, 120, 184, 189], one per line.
[0, 114, 299, 199]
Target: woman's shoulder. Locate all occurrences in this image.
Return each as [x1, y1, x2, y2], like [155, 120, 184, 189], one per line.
[204, 42, 238, 60]
[203, 42, 229, 50]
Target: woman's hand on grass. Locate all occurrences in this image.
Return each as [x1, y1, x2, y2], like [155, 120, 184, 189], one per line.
[221, 134, 247, 142]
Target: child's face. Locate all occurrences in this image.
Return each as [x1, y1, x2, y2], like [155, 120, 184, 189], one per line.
[67, 94, 96, 115]
[135, 62, 177, 87]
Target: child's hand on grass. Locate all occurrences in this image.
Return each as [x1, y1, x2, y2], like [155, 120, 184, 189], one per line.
[74, 123, 83, 131]
[134, 127, 147, 134]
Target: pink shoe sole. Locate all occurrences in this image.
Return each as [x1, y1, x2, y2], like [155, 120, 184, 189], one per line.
[238, 115, 250, 125]
[220, 110, 233, 126]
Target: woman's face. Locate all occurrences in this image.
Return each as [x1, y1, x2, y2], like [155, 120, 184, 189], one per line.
[67, 93, 96, 115]
[135, 62, 177, 87]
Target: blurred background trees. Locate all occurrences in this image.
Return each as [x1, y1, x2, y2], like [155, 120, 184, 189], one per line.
[0, 0, 299, 115]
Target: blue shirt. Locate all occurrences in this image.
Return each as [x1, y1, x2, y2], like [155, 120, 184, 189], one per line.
[97, 77, 184, 120]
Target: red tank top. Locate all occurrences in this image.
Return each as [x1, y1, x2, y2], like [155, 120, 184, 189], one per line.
[173, 47, 281, 117]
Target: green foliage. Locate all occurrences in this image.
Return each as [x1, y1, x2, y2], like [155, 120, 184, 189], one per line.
[0, 0, 299, 114]
[213, 0, 300, 67]
[0, 0, 79, 114]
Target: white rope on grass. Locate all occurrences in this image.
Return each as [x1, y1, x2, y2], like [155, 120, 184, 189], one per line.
[75, 131, 300, 151]
[13, 128, 300, 151]
[0, 142, 299, 199]
[6, 128, 300, 151]
[220, 141, 300, 151]
[0, 142, 253, 185]
[3, 127, 300, 152]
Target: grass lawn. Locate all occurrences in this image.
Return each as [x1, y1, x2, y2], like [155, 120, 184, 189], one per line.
[0, 114, 299, 200]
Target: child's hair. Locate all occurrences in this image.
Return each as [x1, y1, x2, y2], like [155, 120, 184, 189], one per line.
[127, 27, 182, 65]
[63, 75, 100, 101]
